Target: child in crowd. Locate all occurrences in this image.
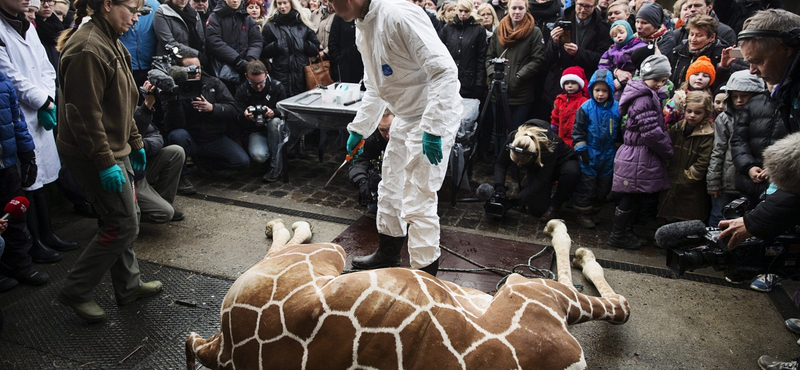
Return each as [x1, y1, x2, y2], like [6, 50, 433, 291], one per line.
[597, 20, 645, 97]
[610, 54, 673, 249]
[572, 69, 622, 229]
[658, 91, 714, 222]
[663, 56, 716, 127]
[712, 87, 726, 119]
[707, 84, 741, 227]
[551, 66, 589, 147]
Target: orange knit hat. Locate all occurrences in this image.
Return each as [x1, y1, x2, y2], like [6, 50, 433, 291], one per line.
[685, 56, 716, 86]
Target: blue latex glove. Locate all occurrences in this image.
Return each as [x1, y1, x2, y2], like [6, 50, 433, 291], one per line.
[422, 132, 442, 165]
[99, 165, 126, 193]
[130, 148, 147, 172]
[346, 131, 364, 158]
[38, 105, 57, 131]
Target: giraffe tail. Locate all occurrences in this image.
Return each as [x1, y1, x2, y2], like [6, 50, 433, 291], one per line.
[186, 332, 222, 370]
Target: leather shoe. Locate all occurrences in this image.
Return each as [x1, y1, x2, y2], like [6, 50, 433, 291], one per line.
[171, 210, 185, 222]
[43, 234, 80, 252]
[0, 276, 18, 292]
[58, 294, 106, 323]
[10, 267, 49, 285]
[29, 241, 62, 264]
[117, 280, 163, 306]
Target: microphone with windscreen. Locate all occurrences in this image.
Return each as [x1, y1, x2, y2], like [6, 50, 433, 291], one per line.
[2, 196, 29, 221]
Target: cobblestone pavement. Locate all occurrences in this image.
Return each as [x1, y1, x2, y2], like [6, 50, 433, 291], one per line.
[188, 143, 641, 253]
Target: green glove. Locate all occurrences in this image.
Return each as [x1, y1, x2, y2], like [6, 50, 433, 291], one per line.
[346, 131, 364, 158]
[422, 132, 442, 165]
[38, 105, 57, 131]
[99, 165, 126, 193]
[130, 148, 147, 172]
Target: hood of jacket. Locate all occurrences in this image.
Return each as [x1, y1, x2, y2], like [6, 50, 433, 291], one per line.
[588, 68, 615, 104]
[725, 69, 767, 94]
[619, 79, 666, 115]
[453, 16, 477, 27]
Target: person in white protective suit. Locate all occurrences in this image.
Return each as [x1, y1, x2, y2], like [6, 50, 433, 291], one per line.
[331, 0, 462, 277]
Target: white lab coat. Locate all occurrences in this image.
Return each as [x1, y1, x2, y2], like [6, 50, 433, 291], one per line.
[347, 0, 462, 268]
[0, 18, 60, 191]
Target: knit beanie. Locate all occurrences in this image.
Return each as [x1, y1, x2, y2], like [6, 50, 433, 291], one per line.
[636, 2, 662, 28]
[560, 66, 588, 93]
[640, 54, 671, 80]
[611, 20, 635, 46]
[29, 0, 40, 8]
[685, 56, 716, 86]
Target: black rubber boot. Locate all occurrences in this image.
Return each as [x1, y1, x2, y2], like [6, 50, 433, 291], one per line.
[351, 234, 404, 270]
[607, 207, 642, 250]
[25, 195, 62, 264]
[30, 189, 79, 252]
[420, 258, 439, 277]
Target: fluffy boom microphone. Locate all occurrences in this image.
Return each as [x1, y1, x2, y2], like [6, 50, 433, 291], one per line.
[2, 196, 29, 221]
[146, 68, 177, 94]
[476, 183, 495, 201]
[654, 220, 709, 249]
[168, 65, 189, 85]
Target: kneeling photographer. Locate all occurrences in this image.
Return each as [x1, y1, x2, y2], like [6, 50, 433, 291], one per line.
[162, 51, 247, 190]
[491, 119, 580, 221]
[348, 109, 394, 213]
[233, 60, 287, 183]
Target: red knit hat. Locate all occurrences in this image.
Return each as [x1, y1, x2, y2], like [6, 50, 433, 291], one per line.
[685, 56, 716, 86]
[560, 66, 588, 94]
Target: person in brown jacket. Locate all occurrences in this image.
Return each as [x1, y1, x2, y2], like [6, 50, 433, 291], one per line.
[54, 0, 163, 323]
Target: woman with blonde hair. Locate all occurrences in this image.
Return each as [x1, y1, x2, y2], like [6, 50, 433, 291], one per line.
[261, 0, 320, 97]
[437, 2, 457, 25]
[476, 2, 497, 39]
[492, 120, 580, 220]
[440, 0, 487, 100]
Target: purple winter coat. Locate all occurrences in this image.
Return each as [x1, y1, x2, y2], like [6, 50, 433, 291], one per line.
[612, 79, 673, 194]
[597, 38, 647, 74]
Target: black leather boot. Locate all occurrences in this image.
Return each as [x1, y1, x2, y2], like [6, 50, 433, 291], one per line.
[420, 258, 439, 277]
[351, 234, 404, 270]
[26, 205, 62, 264]
[30, 189, 79, 252]
[607, 207, 642, 250]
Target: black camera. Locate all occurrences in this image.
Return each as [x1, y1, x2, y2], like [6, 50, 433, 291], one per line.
[247, 105, 269, 126]
[178, 80, 202, 101]
[489, 57, 507, 81]
[485, 192, 513, 219]
[556, 20, 572, 29]
[666, 197, 800, 282]
[185, 64, 200, 79]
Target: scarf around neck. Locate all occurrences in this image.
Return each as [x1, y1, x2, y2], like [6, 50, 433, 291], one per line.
[274, 9, 299, 26]
[497, 13, 534, 48]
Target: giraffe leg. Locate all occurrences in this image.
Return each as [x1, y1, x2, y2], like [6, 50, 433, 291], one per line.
[544, 219, 573, 287]
[265, 219, 291, 256]
[572, 248, 616, 297]
[186, 332, 222, 370]
[286, 221, 313, 246]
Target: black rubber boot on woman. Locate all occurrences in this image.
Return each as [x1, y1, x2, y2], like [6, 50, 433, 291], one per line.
[351, 234, 404, 270]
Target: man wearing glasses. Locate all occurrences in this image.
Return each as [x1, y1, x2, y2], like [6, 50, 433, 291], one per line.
[233, 60, 287, 183]
[190, 0, 211, 24]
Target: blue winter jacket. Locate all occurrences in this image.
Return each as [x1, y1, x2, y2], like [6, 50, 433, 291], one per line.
[0, 71, 35, 169]
[572, 68, 621, 178]
[120, 0, 160, 71]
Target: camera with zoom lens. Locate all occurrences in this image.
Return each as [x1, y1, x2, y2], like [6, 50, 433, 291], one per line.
[490, 57, 507, 81]
[666, 197, 800, 282]
[247, 105, 269, 126]
[485, 192, 513, 219]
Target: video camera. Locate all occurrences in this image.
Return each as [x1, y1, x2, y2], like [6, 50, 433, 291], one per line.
[246, 105, 269, 126]
[664, 198, 800, 282]
[484, 191, 513, 219]
[140, 44, 202, 100]
[489, 57, 507, 81]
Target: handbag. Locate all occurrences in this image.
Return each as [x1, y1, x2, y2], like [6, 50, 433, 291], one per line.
[212, 58, 242, 85]
[304, 57, 334, 91]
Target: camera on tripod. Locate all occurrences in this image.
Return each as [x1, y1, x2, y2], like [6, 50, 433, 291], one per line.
[247, 105, 269, 126]
[490, 57, 507, 80]
[665, 197, 800, 282]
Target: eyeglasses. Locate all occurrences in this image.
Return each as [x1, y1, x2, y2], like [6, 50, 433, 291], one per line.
[575, 3, 594, 9]
[193, 0, 208, 3]
[248, 78, 267, 86]
[40, 0, 54, 4]
[117, 3, 151, 15]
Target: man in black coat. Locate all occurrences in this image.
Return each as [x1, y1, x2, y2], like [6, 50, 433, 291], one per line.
[163, 53, 248, 191]
[328, 14, 363, 83]
[541, 0, 612, 112]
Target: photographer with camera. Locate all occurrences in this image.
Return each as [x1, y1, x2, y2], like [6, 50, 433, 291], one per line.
[233, 60, 287, 183]
[492, 119, 580, 221]
[163, 51, 247, 188]
[541, 0, 612, 109]
[348, 109, 393, 214]
[711, 9, 800, 370]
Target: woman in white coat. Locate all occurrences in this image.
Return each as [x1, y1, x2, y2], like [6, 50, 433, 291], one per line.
[0, 7, 79, 263]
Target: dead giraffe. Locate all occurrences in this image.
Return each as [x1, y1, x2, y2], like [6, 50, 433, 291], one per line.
[186, 219, 630, 370]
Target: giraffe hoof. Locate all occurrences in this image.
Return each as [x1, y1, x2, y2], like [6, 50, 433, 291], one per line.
[572, 247, 596, 268]
[265, 219, 285, 238]
[543, 219, 566, 237]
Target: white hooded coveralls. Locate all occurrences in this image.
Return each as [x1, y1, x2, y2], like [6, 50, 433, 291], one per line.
[346, 0, 462, 268]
